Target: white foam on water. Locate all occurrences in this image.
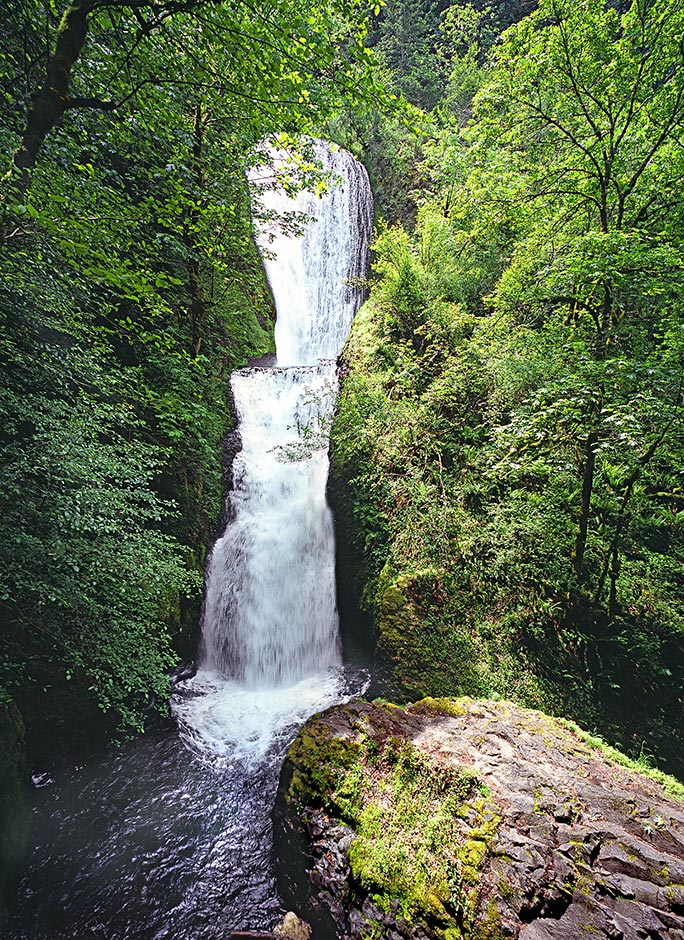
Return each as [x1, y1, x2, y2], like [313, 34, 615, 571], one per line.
[173, 670, 347, 769]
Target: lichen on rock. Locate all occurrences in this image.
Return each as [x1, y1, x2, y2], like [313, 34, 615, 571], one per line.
[273, 911, 313, 940]
[274, 698, 684, 940]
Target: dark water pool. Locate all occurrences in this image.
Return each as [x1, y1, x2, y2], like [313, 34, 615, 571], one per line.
[4, 661, 369, 940]
[4, 718, 285, 940]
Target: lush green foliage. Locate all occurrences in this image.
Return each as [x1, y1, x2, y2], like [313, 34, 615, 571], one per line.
[331, 0, 684, 773]
[3, 0, 683, 788]
[327, 0, 533, 222]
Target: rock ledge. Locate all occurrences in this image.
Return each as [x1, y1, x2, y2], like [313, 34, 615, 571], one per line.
[274, 698, 684, 940]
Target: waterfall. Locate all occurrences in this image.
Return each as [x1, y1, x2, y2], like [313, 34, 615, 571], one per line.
[260, 142, 373, 366]
[173, 141, 373, 765]
[198, 365, 340, 685]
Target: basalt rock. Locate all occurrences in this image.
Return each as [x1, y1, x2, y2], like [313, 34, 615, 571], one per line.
[273, 697, 684, 940]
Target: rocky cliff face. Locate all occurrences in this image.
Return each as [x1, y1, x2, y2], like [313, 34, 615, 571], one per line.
[274, 698, 684, 940]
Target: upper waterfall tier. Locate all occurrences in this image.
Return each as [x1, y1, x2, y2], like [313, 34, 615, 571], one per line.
[253, 141, 373, 366]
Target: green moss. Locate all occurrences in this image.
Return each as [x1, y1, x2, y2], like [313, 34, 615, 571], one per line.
[289, 713, 502, 938]
[414, 697, 471, 718]
[459, 838, 491, 885]
[286, 718, 363, 818]
[496, 877, 517, 901]
[468, 900, 508, 940]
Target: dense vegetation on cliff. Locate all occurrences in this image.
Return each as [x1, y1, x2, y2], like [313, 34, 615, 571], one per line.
[331, 0, 684, 773]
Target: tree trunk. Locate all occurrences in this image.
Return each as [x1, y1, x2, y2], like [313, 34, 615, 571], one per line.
[608, 542, 620, 618]
[185, 103, 208, 358]
[601, 278, 613, 340]
[572, 428, 597, 580]
[10, 1, 91, 198]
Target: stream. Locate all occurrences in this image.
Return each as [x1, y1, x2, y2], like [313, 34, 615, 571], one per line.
[4, 140, 372, 940]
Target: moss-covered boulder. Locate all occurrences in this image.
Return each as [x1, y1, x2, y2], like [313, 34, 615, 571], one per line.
[274, 698, 684, 940]
[0, 694, 31, 925]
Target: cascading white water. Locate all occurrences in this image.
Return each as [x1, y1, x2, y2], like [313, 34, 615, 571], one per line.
[261, 143, 372, 366]
[173, 141, 373, 765]
[198, 365, 340, 686]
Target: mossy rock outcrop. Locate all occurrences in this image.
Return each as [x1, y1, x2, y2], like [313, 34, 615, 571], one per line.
[274, 698, 684, 940]
[373, 568, 487, 702]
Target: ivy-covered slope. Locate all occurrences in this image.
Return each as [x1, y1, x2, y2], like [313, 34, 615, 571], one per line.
[330, 292, 567, 716]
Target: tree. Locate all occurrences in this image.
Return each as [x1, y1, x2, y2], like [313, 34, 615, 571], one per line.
[2, 0, 377, 202]
[0, 0, 379, 744]
[328, 0, 684, 769]
[467, 0, 684, 587]
[373, 0, 446, 110]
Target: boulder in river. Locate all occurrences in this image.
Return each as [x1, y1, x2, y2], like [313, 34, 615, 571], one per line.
[273, 911, 313, 939]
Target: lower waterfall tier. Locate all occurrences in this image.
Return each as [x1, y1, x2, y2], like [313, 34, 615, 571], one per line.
[198, 363, 341, 687]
